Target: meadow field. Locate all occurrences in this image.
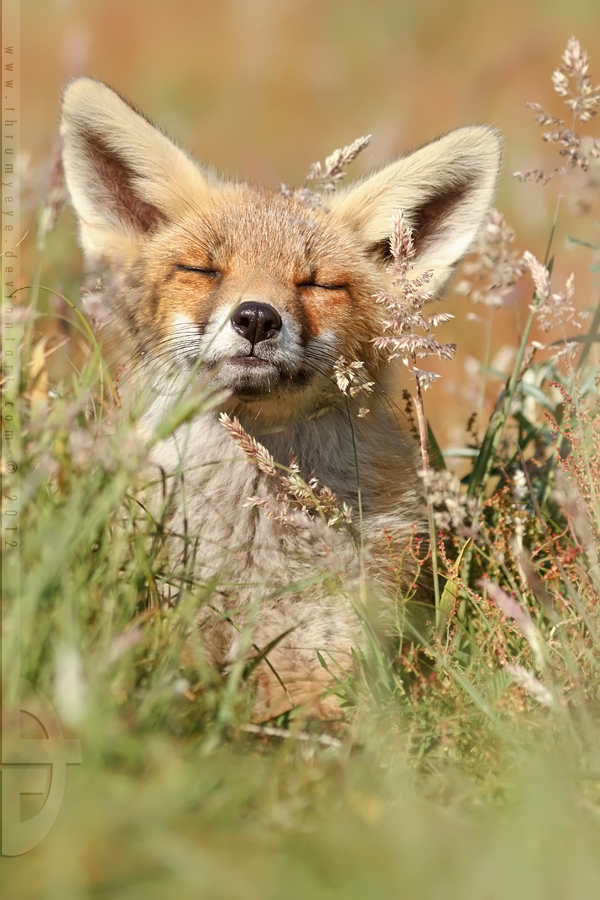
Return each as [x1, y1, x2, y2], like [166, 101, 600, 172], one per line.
[2, 3, 600, 897]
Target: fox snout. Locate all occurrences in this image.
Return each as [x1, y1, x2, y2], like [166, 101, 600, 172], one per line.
[200, 292, 325, 406]
[230, 301, 283, 347]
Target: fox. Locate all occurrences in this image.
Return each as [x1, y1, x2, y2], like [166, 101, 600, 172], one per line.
[60, 78, 501, 720]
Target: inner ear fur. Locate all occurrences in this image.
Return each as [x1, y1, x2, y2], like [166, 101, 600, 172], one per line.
[80, 130, 169, 233]
[60, 77, 220, 260]
[410, 177, 475, 251]
[330, 126, 502, 292]
[367, 177, 474, 262]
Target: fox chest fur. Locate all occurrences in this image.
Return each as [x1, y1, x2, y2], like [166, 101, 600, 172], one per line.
[60, 78, 501, 718]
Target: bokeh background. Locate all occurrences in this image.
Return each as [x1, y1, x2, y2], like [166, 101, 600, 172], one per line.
[21, 0, 600, 451]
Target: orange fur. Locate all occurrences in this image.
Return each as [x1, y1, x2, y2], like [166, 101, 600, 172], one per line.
[60, 78, 501, 720]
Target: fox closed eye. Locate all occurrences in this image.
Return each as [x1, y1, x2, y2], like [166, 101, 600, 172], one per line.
[297, 281, 346, 291]
[175, 264, 220, 280]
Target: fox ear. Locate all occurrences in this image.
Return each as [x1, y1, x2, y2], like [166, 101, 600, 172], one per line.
[330, 127, 501, 293]
[60, 78, 218, 264]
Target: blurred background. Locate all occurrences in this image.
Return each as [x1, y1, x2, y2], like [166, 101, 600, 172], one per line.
[20, 0, 600, 451]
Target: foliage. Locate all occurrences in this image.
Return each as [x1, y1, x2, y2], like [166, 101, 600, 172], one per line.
[2, 36, 600, 900]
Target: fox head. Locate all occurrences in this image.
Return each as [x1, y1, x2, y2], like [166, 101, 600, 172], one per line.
[60, 78, 501, 421]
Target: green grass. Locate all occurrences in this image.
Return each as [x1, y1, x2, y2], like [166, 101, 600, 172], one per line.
[3, 39, 600, 899]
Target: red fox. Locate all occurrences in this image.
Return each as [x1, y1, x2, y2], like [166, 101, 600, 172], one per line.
[60, 78, 501, 719]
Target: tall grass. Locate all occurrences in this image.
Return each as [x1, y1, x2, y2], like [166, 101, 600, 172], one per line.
[2, 37, 600, 899]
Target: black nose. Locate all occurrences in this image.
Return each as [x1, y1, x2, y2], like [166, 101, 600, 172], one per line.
[231, 301, 282, 345]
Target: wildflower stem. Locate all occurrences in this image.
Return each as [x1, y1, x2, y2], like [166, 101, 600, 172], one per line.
[477, 309, 495, 432]
[413, 372, 429, 474]
[468, 194, 562, 501]
[467, 303, 537, 500]
[576, 297, 600, 374]
[413, 369, 441, 620]
[346, 400, 365, 556]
